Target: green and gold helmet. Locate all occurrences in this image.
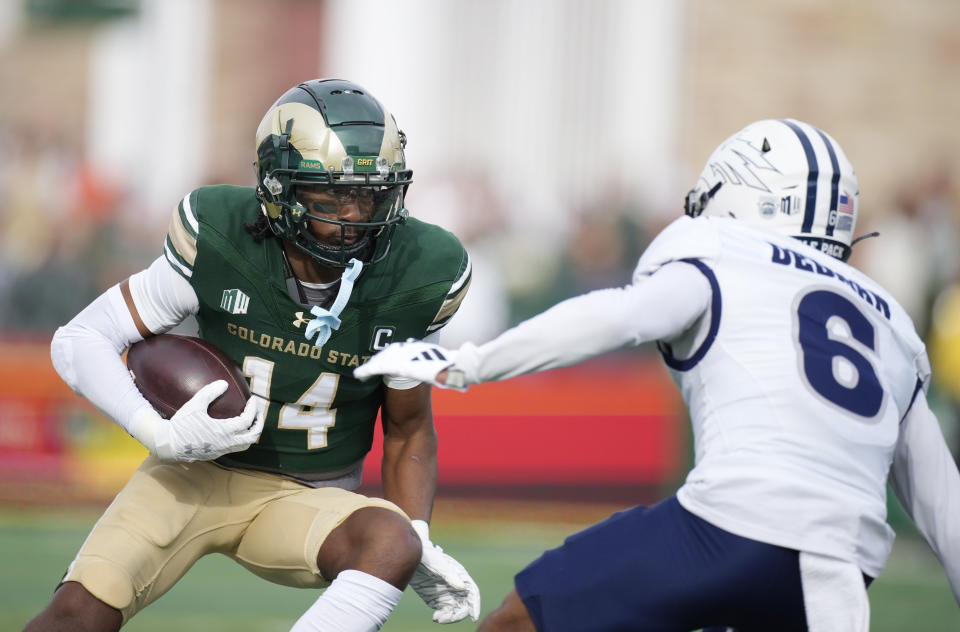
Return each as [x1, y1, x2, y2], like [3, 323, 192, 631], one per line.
[254, 79, 412, 267]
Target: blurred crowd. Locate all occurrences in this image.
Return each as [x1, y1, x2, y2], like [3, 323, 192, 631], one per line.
[2, 118, 959, 457]
[0, 122, 150, 333]
[0, 119, 659, 344]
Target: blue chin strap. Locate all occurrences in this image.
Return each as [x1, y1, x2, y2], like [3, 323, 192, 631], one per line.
[304, 258, 363, 347]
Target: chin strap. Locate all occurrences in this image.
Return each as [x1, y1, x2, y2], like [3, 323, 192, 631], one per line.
[850, 231, 880, 247]
[304, 258, 363, 347]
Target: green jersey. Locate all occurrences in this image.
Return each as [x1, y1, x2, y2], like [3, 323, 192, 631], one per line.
[163, 185, 471, 476]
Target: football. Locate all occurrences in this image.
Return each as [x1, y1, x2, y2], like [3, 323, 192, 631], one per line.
[126, 334, 251, 419]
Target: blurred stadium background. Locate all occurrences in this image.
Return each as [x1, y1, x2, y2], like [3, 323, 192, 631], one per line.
[1, 0, 958, 629]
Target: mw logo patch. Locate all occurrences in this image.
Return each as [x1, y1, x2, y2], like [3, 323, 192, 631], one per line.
[220, 289, 250, 315]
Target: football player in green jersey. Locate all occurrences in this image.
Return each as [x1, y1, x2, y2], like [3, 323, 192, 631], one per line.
[27, 79, 478, 632]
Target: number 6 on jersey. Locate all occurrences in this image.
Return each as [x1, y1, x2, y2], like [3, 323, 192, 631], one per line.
[795, 289, 884, 419]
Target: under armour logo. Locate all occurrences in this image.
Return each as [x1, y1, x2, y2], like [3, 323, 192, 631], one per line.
[292, 312, 312, 328]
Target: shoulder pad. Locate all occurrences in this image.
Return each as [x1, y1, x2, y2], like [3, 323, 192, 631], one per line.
[164, 189, 202, 280]
[427, 248, 471, 333]
[393, 219, 472, 333]
[632, 216, 721, 283]
[163, 185, 258, 281]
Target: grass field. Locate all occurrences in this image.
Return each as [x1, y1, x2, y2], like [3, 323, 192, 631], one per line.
[2, 500, 956, 631]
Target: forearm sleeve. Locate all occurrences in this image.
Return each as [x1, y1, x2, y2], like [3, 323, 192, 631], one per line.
[49, 256, 199, 436]
[460, 261, 710, 383]
[50, 284, 154, 434]
[890, 393, 960, 603]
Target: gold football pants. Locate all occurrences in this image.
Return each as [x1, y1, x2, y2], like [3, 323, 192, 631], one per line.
[62, 456, 406, 623]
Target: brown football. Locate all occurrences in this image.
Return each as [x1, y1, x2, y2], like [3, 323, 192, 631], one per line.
[126, 334, 251, 419]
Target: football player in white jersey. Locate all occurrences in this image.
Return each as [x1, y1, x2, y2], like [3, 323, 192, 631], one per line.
[355, 119, 960, 632]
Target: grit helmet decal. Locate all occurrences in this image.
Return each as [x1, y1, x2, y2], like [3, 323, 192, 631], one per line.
[254, 79, 412, 267]
[685, 118, 860, 261]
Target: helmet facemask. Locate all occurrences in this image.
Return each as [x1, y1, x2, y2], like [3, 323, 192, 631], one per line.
[254, 80, 412, 268]
[685, 118, 860, 262]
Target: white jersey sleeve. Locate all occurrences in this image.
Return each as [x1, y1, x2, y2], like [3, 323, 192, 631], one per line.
[890, 390, 960, 603]
[463, 261, 711, 383]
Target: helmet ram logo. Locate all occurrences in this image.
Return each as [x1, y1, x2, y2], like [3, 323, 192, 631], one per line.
[253, 78, 413, 268]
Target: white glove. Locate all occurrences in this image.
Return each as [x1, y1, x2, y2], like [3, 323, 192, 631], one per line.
[409, 520, 481, 624]
[354, 340, 476, 391]
[130, 380, 264, 462]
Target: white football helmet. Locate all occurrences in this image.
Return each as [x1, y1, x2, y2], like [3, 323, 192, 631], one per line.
[685, 118, 859, 261]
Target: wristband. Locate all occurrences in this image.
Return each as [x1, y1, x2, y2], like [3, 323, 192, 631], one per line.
[127, 404, 163, 456]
